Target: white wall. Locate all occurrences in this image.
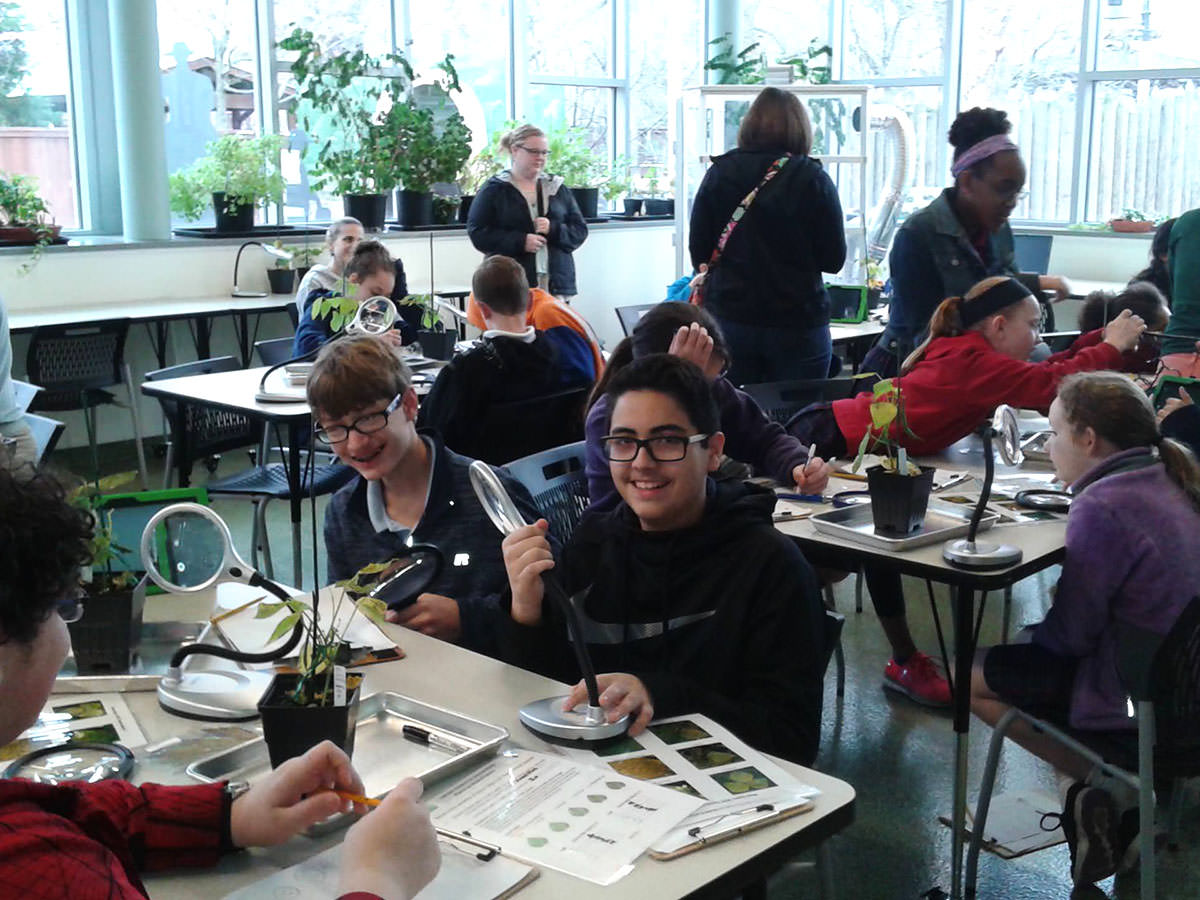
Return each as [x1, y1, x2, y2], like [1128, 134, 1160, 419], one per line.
[6, 223, 677, 449]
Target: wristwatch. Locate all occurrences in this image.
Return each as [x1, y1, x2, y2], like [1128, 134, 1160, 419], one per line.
[224, 779, 251, 801]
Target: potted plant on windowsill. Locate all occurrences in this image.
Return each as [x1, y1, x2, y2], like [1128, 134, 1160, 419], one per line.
[0, 171, 60, 272]
[548, 126, 604, 219]
[287, 244, 323, 281]
[642, 166, 675, 217]
[1108, 208, 1156, 234]
[169, 134, 287, 232]
[68, 474, 145, 674]
[254, 583, 388, 768]
[456, 139, 504, 223]
[851, 377, 934, 536]
[266, 240, 296, 294]
[278, 28, 414, 232]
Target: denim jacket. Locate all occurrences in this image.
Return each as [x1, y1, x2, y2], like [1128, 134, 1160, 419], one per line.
[884, 188, 1018, 350]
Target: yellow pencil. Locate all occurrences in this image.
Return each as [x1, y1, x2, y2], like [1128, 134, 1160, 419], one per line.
[210, 594, 267, 625]
[332, 789, 380, 807]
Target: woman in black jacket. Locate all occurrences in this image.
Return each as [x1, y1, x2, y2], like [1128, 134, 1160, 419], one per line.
[466, 123, 589, 299]
[689, 87, 846, 385]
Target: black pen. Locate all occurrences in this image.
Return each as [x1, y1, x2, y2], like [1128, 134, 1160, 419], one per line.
[402, 724, 472, 755]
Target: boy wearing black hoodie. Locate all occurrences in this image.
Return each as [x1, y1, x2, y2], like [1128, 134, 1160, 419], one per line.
[499, 354, 826, 765]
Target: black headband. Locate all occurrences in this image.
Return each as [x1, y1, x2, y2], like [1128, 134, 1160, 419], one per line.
[960, 278, 1034, 328]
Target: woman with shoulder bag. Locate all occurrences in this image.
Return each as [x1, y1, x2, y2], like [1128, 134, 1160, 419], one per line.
[688, 87, 846, 386]
[466, 124, 589, 300]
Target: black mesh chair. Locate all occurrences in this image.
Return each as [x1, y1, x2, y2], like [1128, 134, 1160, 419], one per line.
[966, 597, 1200, 899]
[26, 319, 148, 485]
[503, 441, 589, 543]
[740, 377, 858, 425]
[255, 337, 296, 367]
[460, 387, 588, 467]
[145, 356, 355, 579]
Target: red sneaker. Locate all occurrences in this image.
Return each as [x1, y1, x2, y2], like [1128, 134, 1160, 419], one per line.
[883, 651, 951, 707]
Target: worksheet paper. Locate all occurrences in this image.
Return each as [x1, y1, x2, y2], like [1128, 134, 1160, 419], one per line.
[422, 749, 704, 885]
[0, 693, 147, 762]
[222, 840, 537, 900]
[555, 714, 821, 856]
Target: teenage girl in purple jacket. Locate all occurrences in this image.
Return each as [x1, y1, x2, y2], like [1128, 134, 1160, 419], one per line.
[971, 371, 1200, 888]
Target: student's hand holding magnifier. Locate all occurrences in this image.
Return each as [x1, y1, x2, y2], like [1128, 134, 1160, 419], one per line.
[1102, 308, 1146, 352]
[1158, 388, 1194, 425]
[563, 673, 654, 735]
[501, 519, 555, 626]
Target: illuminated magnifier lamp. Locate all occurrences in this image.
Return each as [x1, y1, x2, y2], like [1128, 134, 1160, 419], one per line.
[140, 502, 304, 720]
[943, 405, 1025, 569]
[232, 241, 294, 298]
[469, 461, 629, 743]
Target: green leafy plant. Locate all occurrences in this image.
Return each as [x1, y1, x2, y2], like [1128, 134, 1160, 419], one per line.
[285, 244, 323, 269]
[397, 293, 441, 330]
[69, 473, 139, 594]
[169, 134, 288, 221]
[254, 577, 388, 707]
[601, 158, 631, 204]
[0, 170, 57, 272]
[310, 292, 359, 332]
[1117, 208, 1151, 223]
[457, 144, 504, 195]
[851, 377, 920, 475]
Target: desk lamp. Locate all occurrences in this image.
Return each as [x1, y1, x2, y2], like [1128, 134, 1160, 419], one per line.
[469, 461, 629, 742]
[140, 503, 304, 720]
[943, 405, 1024, 569]
[232, 241, 293, 298]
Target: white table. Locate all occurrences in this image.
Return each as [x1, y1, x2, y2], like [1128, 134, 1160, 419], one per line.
[130, 604, 855, 900]
[1066, 278, 1127, 299]
[776, 436, 1066, 899]
[9, 294, 295, 368]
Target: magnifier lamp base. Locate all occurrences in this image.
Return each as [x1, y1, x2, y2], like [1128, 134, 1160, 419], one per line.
[942, 538, 1023, 569]
[231, 288, 269, 298]
[518, 696, 630, 742]
[157, 666, 273, 721]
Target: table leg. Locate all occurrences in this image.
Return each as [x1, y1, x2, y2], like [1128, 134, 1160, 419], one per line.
[286, 420, 304, 589]
[949, 583, 980, 900]
[193, 316, 213, 360]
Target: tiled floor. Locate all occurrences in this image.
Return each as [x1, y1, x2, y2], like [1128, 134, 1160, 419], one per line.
[58, 440, 1199, 899]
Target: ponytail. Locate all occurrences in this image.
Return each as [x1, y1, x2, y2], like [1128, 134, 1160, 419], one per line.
[587, 337, 634, 412]
[1159, 438, 1200, 514]
[901, 296, 967, 373]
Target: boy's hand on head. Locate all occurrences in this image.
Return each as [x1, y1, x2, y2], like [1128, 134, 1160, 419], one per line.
[388, 593, 462, 641]
[792, 457, 830, 494]
[1039, 275, 1071, 301]
[338, 777, 440, 900]
[501, 520, 554, 624]
[667, 323, 714, 373]
[229, 741, 365, 848]
[1103, 309, 1146, 352]
[563, 673, 654, 735]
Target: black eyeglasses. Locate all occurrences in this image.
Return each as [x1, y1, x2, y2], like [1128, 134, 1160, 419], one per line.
[56, 591, 85, 624]
[314, 394, 402, 445]
[516, 145, 551, 157]
[601, 433, 710, 462]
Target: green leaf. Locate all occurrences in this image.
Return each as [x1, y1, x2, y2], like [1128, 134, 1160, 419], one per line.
[269, 613, 302, 643]
[851, 431, 872, 473]
[870, 401, 897, 430]
[872, 378, 894, 398]
[255, 601, 287, 619]
[357, 596, 388, 626]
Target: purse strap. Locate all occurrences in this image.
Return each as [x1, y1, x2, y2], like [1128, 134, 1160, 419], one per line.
[705, 154, 792, 269]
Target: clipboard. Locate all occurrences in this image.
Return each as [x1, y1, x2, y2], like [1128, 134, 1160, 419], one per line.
[649, 797, 815, 860]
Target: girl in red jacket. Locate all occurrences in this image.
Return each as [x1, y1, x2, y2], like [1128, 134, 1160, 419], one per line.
[788, 275, 1147, 459]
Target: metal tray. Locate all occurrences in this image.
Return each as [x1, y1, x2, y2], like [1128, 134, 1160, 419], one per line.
[186, 691, 508, 795]
[810, 501, 998, 551]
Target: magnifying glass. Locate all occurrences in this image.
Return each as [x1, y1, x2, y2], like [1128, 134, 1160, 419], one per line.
[6, 742, 134, 784]
[140, 503, 305, 721]
[347, 295, 399, 336]
[469, 462, 628, 743]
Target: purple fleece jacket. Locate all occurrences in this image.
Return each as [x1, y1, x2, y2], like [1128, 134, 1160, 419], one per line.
[1033, 448, 1200, 730]
[584, 376, 812, 511]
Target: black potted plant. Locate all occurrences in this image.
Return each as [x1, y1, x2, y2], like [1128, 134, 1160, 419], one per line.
[254, 579, 388, 767]
[851, 377, 934, 536]
[68, 474, 145, 674]
[642, 166, 675, 217]
[399, 293, 454, 359]
[266, 240, 296, 293]
[278, 28, 415, 232]
[548, 127, 601, 218]
[168, 134, 287, 232]
[456, 141, 503, 223]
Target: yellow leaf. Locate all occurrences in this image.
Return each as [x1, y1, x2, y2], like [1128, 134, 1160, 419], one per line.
[870, 401, 897, 430]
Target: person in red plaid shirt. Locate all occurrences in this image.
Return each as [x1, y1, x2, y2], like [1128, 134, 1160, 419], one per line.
[0, 468, 439, 900]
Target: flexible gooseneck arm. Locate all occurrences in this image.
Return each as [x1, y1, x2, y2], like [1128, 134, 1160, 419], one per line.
[544, 575, 602, 709]
[966, 428, 996, 547]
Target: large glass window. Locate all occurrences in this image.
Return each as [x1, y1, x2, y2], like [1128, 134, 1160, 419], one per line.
[841, 0, 946, 80]
[742, 0, 831, 63]
[1096, 0, 1200, 71]
[0, 1, 78, 228]
[960, 0, 1083, 222]
[527, 0, 611, 78]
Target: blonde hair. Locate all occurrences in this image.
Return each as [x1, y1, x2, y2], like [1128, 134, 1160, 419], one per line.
[901, 276, 1030, 373]
[324, 216, 362, 252]
[1057, 372, 1200, 512]
[499, 124, 546, 156]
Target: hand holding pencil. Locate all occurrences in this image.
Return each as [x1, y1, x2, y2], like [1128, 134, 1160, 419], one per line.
[792, 442, 831, 495]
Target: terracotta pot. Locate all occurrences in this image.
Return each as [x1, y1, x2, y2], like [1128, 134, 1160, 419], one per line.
[0, 224, 62, 245]
[1109, 219, 1155, 234]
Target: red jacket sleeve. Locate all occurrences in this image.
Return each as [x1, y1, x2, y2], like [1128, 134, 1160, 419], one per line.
[0, 779, 227, 899]
[961, 338, 1125, 414]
